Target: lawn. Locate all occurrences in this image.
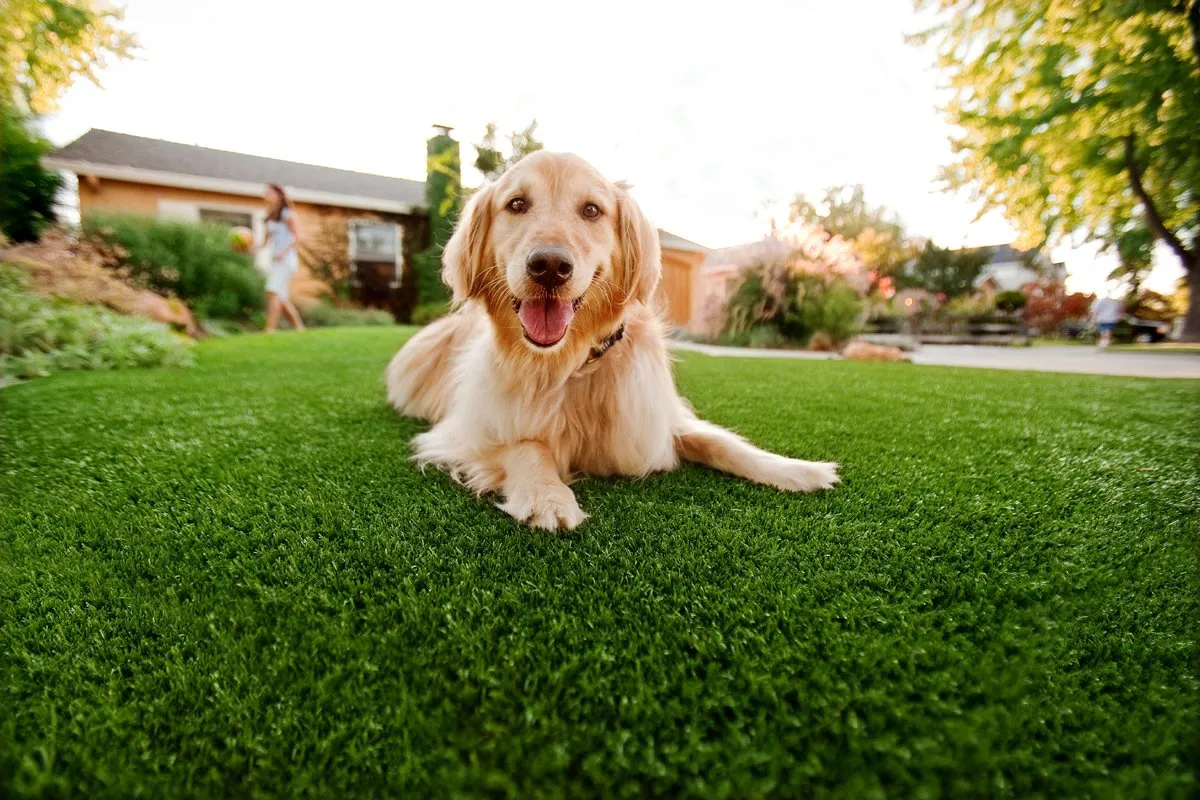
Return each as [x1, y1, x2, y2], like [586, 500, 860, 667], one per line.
[2, 328, 1197, 798]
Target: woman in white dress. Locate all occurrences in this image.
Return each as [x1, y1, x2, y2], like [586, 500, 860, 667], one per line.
[257, 183, 306, 333]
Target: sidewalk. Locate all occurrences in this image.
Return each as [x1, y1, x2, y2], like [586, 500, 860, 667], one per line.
[670, 340, 1200, 379]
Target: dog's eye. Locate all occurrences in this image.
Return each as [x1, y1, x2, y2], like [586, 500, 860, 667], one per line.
[506, 197, 528, 214]
[581, 202, 601, 220]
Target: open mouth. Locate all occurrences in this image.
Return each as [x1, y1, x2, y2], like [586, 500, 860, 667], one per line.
[513, 295, 584, 348]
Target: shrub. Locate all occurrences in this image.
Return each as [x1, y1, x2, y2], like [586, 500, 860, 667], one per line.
[0, 108, 62, 243]
[723, 264, 863, 348]
[84, 214, 265, 319]
[300, 302, 394, 328]
[0, 264, 193, 381]
[784, 275, 863, 345]
[300, 214, 352, 296]
[943, 292, 996, 318]
[995, 290, 1027, 313]
[412, 300, 451, 325]
[2, 228, 204, 336]
[1023, 279, 1095, 334]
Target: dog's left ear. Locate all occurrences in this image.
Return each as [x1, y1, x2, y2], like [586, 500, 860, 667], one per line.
[441, 184, 495, 305]
[615, 186, 661, 305]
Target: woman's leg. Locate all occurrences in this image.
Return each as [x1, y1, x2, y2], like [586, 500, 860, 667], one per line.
[280, 299, 306, 332]
[265, 292, 282, 332]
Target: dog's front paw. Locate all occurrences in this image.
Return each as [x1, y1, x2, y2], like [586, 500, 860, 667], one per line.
[499, 482, 588, 531]
[769, 458, 840, 492]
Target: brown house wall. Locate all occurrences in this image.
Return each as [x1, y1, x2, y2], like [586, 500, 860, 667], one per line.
[658, 249, 705, 328]
[75, 177, 426, 318]
[75, 177, 698, 326]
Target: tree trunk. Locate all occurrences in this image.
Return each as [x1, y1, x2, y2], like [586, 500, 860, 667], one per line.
[1182, 257, 1200, 342]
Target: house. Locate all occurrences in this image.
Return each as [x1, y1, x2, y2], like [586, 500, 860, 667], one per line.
[44, 129, 426, 316]
[44, 129, 710, 326]
[968, 244, 1066, 294]
[657, 230, 710, 328]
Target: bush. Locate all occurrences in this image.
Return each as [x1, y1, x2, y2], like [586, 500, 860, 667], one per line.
[943, 293, 996, 318]
[0, 108, 62, 243]
[84, 214, 265, 319]
[300, 302, 394, 328]
[412, 300, 451, 325]
[722, 264, 862, 348]
[995, 290, 1027, 313]
[0, 264, 193, 381]
[784, 275, 863, 345]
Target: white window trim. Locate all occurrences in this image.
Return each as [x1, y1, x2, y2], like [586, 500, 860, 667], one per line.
[348, 220, 405, 288]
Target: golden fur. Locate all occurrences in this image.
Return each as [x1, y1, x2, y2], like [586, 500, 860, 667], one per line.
[386, 151, 838, 530]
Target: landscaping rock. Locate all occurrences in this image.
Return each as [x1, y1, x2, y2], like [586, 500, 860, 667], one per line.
[842, 339, 910, 362]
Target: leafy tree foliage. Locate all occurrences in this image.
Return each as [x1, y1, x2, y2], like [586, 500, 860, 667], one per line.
[899, 240, 990, 297]
[913, 0, 1200, 339]
[0, 0, 135, 113]
[473, 120, 544, 181]
[790, 185, 912, 290]
[0, 108, 61, 242]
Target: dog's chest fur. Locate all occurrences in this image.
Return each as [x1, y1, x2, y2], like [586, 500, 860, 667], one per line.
[468, 333, 678, 478]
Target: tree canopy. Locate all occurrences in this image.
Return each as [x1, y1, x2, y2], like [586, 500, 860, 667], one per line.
[912, 0, 1200, 339]
[789, 185, 912, 289]
[473, 120, 543, 182]
[0, 0, 135, 114]
[0, 107, 62, 242]
[899, 240, 991, 297]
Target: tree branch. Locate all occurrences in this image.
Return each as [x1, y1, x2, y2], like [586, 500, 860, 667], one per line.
[1123, 134, 1194, 264]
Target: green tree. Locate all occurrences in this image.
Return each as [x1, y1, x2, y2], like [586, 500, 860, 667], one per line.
[0, 0, 136, 113]
[790, 185, 912, 289]
[414, 126, 462, 306]
[473, 120, 543, 181]
[0, 108, 62, 242]
[1108, 225, 1156, 303]
[900, 240, 990, 297]
[912, 0, 1200, 340]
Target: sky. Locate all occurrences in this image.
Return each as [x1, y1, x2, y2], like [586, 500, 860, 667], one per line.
[43, 0, 1184, 294]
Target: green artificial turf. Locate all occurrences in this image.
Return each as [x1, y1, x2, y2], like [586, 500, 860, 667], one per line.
[2, 328, 1197, 798]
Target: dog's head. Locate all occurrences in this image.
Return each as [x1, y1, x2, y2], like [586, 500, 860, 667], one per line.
[441, 151, 660, 352]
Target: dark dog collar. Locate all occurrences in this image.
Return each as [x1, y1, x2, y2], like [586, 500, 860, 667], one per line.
[586, 324, 625, 364]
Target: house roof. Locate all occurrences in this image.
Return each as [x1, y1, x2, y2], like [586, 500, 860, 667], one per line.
[958, 243, 1030, 264]
[48, 130, 715, 245]
[46, 129, 426, 213]
[657, 230, 710, 254]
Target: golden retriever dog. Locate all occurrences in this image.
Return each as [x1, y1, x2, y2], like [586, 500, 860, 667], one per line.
[386, 151, 838, 530]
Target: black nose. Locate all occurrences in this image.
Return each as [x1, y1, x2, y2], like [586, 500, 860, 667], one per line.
[526, 246, 574, 289]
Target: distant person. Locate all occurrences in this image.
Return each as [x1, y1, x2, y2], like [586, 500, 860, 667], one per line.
[257, 183, 306, 333]
[1091, 289, 1123, 348]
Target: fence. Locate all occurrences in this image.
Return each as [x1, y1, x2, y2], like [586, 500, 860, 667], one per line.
[862, 314, 1029, 348]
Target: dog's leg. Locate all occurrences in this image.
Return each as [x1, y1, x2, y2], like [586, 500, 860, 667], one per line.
[674, 417, 839, 492]
[494, 441, 587, 531]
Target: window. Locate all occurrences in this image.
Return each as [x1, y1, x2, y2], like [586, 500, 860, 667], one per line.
[199, 208, 254, 229]
[350, 221, 400, 263]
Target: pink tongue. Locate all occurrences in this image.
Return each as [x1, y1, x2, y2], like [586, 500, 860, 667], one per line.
[518, 297, 575, 345]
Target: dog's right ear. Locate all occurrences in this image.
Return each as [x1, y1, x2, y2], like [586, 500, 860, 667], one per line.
[441, 184, 495, 305]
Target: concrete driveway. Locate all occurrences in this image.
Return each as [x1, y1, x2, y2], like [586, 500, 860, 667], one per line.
[670, 341, 1200, 379]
